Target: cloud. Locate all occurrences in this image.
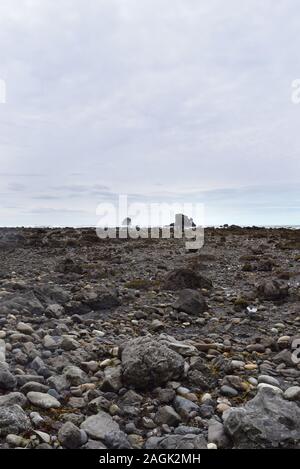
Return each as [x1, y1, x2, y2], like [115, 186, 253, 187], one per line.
[0, 0, 299, 225]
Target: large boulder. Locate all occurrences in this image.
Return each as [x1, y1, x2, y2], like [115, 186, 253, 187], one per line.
[164, 269, 212, 291]
[256, 279, 289, 301]
[173, 289, 208, 315]
[223, 387, 300, 448]
[122, 336, 185, 390]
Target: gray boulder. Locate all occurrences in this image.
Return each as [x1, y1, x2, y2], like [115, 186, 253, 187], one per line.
[173, 289, 208, 315]
[122, 336, 184, 390]
[81, 410, 120, 441]
[257, 279, 289, 301]
[223, 387, 300, 448]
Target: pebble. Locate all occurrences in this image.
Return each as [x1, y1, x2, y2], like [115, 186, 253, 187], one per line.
[258, 375, 280, 387]
[284, 386, 300, 401]
[220, 385, 238, 397]
[27, 392, 61, 409]
[257, 383, 283, 394]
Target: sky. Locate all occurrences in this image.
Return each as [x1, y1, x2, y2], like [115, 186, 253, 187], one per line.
[0, 0, 300, 227]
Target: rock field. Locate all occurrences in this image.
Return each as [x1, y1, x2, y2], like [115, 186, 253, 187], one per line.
[0, 226, 299, 449]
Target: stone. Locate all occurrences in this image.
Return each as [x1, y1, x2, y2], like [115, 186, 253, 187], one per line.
[257, 383, 282, 394]
[258, 375, 280, 387]
[0, 339, 6, 362]
[101, 366, 122, 392]
[173, 289, 208, 315]
[16, 322, 34, 334]
[121, 336, 184, 390]
[284, 386, 300, 401]
[155, 406, 182, 426]
[81, 410, 120, 441]
[27, 392, 61, 409]
[104, 431, 132, 449]
[61, 336, 80, 351]
[0, 363, 16, 390]
[145, 434, 207, 449]
[63, 366, 89, 386]
[45, 304, 64, 318]
[0, 405, 31, 437]
[220, 385, 238, 397]
[257, 279, 289, 301]
[173, 396, 200, 420]
[208, 419, 230, 448]
[58, 422, 84, 449]
[223, 387, 300, 448]
[0, 392, 27, 408]
[164, 269, 212, 291]
[6, 434, 30, 448]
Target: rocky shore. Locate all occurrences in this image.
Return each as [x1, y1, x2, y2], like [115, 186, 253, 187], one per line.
[0, 226, 299, 449]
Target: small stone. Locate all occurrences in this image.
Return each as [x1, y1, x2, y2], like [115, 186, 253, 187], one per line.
[257, 383, 282, 394]
[155, 406, 182, 426]
[142, 417, 156, 429]
[27, 392, 61, 409]
[220, 385, 238, 397]
[16, 322, 34, 335]
[208, 419, 230, 449]
[81, 411, 120, 441]
[244, 363, 258, 370]
[0, 363, 17, 390]
[207, 443, 217, 449]
[0, 392, 27, 408]
[6, 434, 30, 448]
[284, 386, 300, 401]
[34, 430, 51, 444]
[216, 403, 231, 414]
[173, 396, 200, 419]
[58, 422, 84, 449]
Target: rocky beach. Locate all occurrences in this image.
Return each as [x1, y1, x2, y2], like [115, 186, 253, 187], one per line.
[0, 226, 299, 450]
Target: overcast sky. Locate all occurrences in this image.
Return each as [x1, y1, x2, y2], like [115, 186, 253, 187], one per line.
[0, 0, 300, 227]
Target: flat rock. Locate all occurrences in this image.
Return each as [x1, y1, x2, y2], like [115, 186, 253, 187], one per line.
[81, 411, 120, 441]
[27, 392, 61, 409]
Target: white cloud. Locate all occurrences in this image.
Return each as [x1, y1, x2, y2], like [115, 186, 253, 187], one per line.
[0, 0, 300, 225]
